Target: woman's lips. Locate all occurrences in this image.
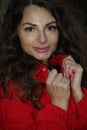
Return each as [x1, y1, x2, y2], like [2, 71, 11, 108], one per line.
[33, 47, 49, 53]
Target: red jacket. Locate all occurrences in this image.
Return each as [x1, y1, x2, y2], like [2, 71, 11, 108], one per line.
[0, 55, 87, 130]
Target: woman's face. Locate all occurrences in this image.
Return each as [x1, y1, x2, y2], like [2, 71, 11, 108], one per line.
[18, 5, 59, 62]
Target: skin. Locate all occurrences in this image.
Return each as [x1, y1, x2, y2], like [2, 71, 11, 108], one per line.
[17, 5, 59, 63]
[17, 5, 83, 111]
[63, 56, 83, 103]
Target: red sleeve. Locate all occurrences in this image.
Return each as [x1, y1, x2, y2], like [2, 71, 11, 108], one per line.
[0, 98, 74, 130]
[75, 87, 87, 129]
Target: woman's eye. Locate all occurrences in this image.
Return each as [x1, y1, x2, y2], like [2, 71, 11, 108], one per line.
[24, 27, 35, 32]
[47, 26, 57, 31]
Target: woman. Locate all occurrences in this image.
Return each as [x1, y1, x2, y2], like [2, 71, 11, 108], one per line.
[0, 0, 87, 129]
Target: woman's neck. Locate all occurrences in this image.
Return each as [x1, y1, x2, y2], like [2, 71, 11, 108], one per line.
[41, 60, 49, 66]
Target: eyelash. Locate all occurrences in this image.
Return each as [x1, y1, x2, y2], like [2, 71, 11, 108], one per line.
[24, 26, 57, 32]
[24, 27, 34, 32]
[47, 26, 57, 31]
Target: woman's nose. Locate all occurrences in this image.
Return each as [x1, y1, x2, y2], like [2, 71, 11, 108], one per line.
[37, 30, 47, 44]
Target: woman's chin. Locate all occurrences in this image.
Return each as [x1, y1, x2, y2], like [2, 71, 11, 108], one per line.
[35, 57, 49, 61]
[34, 55, 50, 61]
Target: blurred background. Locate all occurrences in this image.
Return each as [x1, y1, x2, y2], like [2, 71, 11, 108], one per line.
[67, 0, 87, 24]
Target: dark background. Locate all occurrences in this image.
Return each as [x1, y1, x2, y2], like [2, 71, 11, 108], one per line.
[68, 0, 87, 24]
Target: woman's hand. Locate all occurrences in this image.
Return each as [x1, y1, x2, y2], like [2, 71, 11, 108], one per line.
[46, 69, 70, 111]
[63, 55, 84, 103]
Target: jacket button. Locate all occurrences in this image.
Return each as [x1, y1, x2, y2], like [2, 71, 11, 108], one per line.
[43, 68, 46, 71]
[75, 113, 79, 118]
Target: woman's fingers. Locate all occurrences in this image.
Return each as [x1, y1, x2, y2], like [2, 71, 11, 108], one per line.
[46, 69, 70, 110]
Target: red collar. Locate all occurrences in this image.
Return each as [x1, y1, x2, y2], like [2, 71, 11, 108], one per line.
[34, 54, 67, 84]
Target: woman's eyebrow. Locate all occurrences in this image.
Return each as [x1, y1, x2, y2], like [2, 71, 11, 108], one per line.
[46, 21, 57, 26]
[22, 22, 36, 26]
[22, 21, 56, 27]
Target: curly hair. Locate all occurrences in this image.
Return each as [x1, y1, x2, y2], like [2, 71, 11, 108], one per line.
[0, 0, 87, 109]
